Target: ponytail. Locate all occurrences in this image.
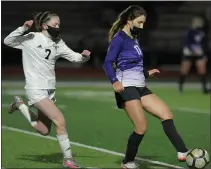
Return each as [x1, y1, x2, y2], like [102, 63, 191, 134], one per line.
[108, 17, 124, 43]
[33, 12, 43, 31]
[108, 10, 128, 43]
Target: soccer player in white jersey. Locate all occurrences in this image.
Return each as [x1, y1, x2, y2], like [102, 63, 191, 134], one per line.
[4, 11, 91, 168]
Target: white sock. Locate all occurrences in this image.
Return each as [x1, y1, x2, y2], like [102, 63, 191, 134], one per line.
[19, 104, 37, 127]
[57, 134, 72, 159]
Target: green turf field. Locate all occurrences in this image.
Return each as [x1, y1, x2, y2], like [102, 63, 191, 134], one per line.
[2, 81, 210, 169]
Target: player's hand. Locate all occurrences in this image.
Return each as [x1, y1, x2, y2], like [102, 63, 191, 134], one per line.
[193, 50, 199, 56]
[148, 69, 160, 76]
[193, 47, 203, 56]
[23, 20, 33, 30]
[81, 50, 91, 57]
[112, 81, 124, 93]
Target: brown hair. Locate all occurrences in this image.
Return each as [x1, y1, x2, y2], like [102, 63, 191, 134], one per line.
[108, 5, 146, 42]
[33, 11, 58, 31]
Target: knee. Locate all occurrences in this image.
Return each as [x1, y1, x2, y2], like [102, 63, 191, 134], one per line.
[134, 123, 147, 135]
[36, 126, 51, 136]
[54, 117, 66, 130]
[35, 121, 51, 136]
[160, 108, 174, 121]
[40, 129, 51, 136]
[198, 70, 206, 75]
[198, 68, 206, 74]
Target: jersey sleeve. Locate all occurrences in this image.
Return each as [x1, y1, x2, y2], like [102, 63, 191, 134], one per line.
[183, 30, 193, 56]
[184, 30, 192, 49]
[58, 40, 90, 63]
[4, 26, 34, 50]
[103, 36, 124, 84]
[143, 69, 149, 78]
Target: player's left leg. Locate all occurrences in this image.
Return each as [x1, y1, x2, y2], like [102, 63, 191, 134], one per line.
[195, 57, 209, 94]
[141, 93, 188, 161]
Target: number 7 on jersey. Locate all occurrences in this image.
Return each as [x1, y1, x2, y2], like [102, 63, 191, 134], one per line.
[45, 49, 51, 60]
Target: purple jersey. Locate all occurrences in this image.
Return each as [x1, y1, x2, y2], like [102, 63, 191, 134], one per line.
[185, 28, 204, 50]
[183, 28, 205, 56]
[103, 31, 145, 87]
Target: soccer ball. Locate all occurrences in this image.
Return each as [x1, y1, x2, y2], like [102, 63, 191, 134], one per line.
[186, 148, 210, 169]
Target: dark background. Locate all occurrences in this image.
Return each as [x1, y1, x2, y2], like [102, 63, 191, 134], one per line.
[1, 1, 211, 80]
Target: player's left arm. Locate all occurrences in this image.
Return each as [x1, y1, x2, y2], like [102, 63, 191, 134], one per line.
[58, 40, 91, 63]
[201, 32, 208, 57]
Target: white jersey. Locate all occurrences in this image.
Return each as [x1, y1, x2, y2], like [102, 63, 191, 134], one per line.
[4, 26, 89, 89]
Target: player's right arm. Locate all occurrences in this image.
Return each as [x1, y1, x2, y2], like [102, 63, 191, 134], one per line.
[183, 30, 193, 56]
[4, 20, 34, 49]
[103, 35, 124, 93]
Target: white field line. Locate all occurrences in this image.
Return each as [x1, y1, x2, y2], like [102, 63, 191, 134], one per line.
[111, 106, 210, 115]
[2, 126, 184, 169]
[2, 80, 207, 89]
[2, 89, 210, 115]
[2, 104, 67, 110]
[175, 107, 210, 115]
[2, 101, 209, 115]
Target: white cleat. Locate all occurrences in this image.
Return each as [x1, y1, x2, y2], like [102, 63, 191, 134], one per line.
[62, 158, 81, 168]
[8, 96, 24, 114]
[121, 162, 140, 169]
[178, 151, 188, 162]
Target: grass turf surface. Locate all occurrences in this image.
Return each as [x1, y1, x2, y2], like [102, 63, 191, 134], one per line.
[2, 82, 210, 168]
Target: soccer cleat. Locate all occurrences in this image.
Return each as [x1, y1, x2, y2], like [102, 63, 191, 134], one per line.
[62, 158, 81, 168]
[177, 151, 188, 162]
[8, 96, 24, 114]
[121, 162, 140, 169]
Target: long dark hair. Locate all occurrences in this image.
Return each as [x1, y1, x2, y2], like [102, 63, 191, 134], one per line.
[108, 5, 147, 42]
[33, 11, 58, 32]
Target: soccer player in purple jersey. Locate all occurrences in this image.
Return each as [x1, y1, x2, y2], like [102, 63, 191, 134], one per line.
[179, 16, 209, 94]
[103, 5, 188, 169]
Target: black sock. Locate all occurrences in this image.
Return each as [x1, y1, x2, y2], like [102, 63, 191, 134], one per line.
[179, 75, 186, 92]
[162, 119, 188, 152]
[200, 74, 207, 92]
[123, 132, 144, 164]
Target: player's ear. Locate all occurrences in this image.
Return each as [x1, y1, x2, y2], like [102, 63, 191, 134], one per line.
[42, 23, 48, 30]
[127, 20, 132, 26]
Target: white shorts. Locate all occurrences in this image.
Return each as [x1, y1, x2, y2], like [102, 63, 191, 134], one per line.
[25, 89, 56, 106]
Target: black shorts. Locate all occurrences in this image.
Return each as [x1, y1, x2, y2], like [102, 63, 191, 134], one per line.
[115, 86, 153, 109]
[183, 55, 206, 62]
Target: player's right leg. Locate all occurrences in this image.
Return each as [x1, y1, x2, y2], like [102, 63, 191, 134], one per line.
[195, 57, 209, 94]
[34, 98, 80, 168]
[121, 100, 146, 169]
[179, 59, 192, 93]
[8, 96, 52, 136]
[115, 87, 146, 169]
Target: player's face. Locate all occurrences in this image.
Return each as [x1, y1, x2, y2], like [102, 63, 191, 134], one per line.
[47, 16, 60, 28]
[192, 17, 204, 28]
[43, 16, 60, 30]
[131, 15, 146, 29]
